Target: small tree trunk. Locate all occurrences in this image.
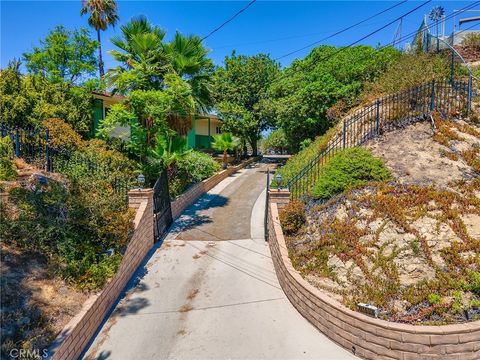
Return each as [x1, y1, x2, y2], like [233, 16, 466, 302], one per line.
[223, 149, 228, 169]
[97, 29, 105, 79]
[251, 139, 258, 156]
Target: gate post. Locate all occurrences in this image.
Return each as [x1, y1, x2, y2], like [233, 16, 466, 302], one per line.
[375, 99, 380, 135]
[128, 188, 154, 245]
[342, 120, 347, 149]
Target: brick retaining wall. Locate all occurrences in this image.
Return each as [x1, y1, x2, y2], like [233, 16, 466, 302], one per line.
[48, 189, 154, 360]
[268, 201, 480, 360]
[170, 157, 259, 219]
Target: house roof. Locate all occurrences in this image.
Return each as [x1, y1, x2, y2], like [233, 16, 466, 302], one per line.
[196, 113, 221, 121]
[91, 91, 126, 102]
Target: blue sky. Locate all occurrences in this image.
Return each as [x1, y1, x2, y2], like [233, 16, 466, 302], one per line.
[1, 1, 478, 71]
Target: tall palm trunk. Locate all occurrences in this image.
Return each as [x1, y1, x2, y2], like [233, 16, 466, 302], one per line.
[97, 29, 105, 78]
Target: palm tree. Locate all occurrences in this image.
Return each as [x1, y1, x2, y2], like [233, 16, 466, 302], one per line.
[80, 0, 119, 78]
[212, 133, 240, 169]
[164, 32, 214, 113]
[147, 131, 191, 179]
[106, 16, 214, 111]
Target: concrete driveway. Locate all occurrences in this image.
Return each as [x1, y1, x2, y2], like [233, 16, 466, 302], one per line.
[83, 161, 356, 360]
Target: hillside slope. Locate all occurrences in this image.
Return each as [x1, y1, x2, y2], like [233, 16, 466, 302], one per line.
[285, 115, 480, 324]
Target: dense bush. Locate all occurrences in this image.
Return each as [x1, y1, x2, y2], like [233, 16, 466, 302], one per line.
[311, 148, 391, 199]
[42, 118, 84, 152]
[169, 150, 220, 198]
[268, 45, 399, 151]
[0, 136, 17, 181]
[366, 52, 452, 97]
[0, 65, 94, 132]
[279, 200, 306, 235]
[462, 33, 480, 49]
[0, 168, 134, 290]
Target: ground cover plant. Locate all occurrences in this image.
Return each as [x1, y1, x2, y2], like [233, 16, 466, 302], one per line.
[281, 117, 480, 324]
[310, 148, 391, 199]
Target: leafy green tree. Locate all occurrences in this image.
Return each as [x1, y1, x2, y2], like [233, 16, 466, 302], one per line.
[80, 0, 120, 78]
[23, 25, 98, 84]
[99, 73, 195, 160]
[0, 64, 94, 132]
[211, 132, 240, 168]
[213, 53, 280, 156]
[106, 16, 214, 112]
[263, 129, 288, 154]
[267, 45, 399, 152]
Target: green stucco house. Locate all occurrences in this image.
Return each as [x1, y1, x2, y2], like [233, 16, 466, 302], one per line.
[92, 91, 222, 149]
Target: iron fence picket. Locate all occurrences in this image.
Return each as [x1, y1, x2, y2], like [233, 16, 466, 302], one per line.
[287, 78, 472, 199]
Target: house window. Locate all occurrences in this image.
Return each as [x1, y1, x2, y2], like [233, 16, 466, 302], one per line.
[215, 126, 221, 134]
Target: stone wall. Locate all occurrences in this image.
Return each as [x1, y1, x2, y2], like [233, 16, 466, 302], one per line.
[268, 201, 480, 360]
[171, 157, 259, 219]
[48, 189, 154, 360]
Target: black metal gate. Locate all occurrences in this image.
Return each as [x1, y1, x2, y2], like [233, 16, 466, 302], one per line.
[153, 170, 173, 241]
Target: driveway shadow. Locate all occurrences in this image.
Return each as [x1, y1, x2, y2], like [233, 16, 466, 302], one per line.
[168, 194, 229, 236]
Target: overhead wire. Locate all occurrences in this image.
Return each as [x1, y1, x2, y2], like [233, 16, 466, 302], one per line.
[273, 1, 479, 84]
[201, 0, 257, 41]
[274, 0, 409, 61]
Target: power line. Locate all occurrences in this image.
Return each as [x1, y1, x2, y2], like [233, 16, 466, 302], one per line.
[273, 0, 432, 83]
[201, 0, 257, 41]
[274, 0, 409, 61]
[212, 19, 394, 51]
[378, 1, 480, 52]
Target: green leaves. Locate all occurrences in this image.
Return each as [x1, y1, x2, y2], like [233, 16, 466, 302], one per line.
[211, 132, 240, 153]
[0, 66, 95, 131]
[100, 74, 195, 161]
[105, 16, 213, 112]
[269, 45, 400, 151]
[213, 53, 280, 154]
[22, 25, 98, 84]
[311, 148, 391, 199]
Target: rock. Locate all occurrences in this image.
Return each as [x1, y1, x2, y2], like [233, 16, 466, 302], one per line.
[462, 214, 480, 239]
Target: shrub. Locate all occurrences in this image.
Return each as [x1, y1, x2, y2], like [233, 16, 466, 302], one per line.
[0, 165, 134, 290]
[462, 33, 480, 48]
[466, 270, 480, 296]
[177, 151, 221, 182]
[0, 136, 17, 180]
[311, 148, 391, 199]
[169, 151, 220, 198]
[42, 118, 84, 153]
[427, 293, 442, 305]
[280, 200, 306, 234]
[366, 52, 451, 97]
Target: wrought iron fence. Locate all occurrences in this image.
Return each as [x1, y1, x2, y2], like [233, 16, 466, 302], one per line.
[0, 125, 135, 200]
[287, 78, 473, 199]
[153, 170, 173, 241]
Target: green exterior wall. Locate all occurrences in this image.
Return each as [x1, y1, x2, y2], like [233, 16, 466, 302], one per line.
[187, 116, 196, 148]
[195, 135, 213, 149]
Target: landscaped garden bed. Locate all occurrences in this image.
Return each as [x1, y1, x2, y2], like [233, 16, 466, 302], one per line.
[281, 117, 480, 325]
